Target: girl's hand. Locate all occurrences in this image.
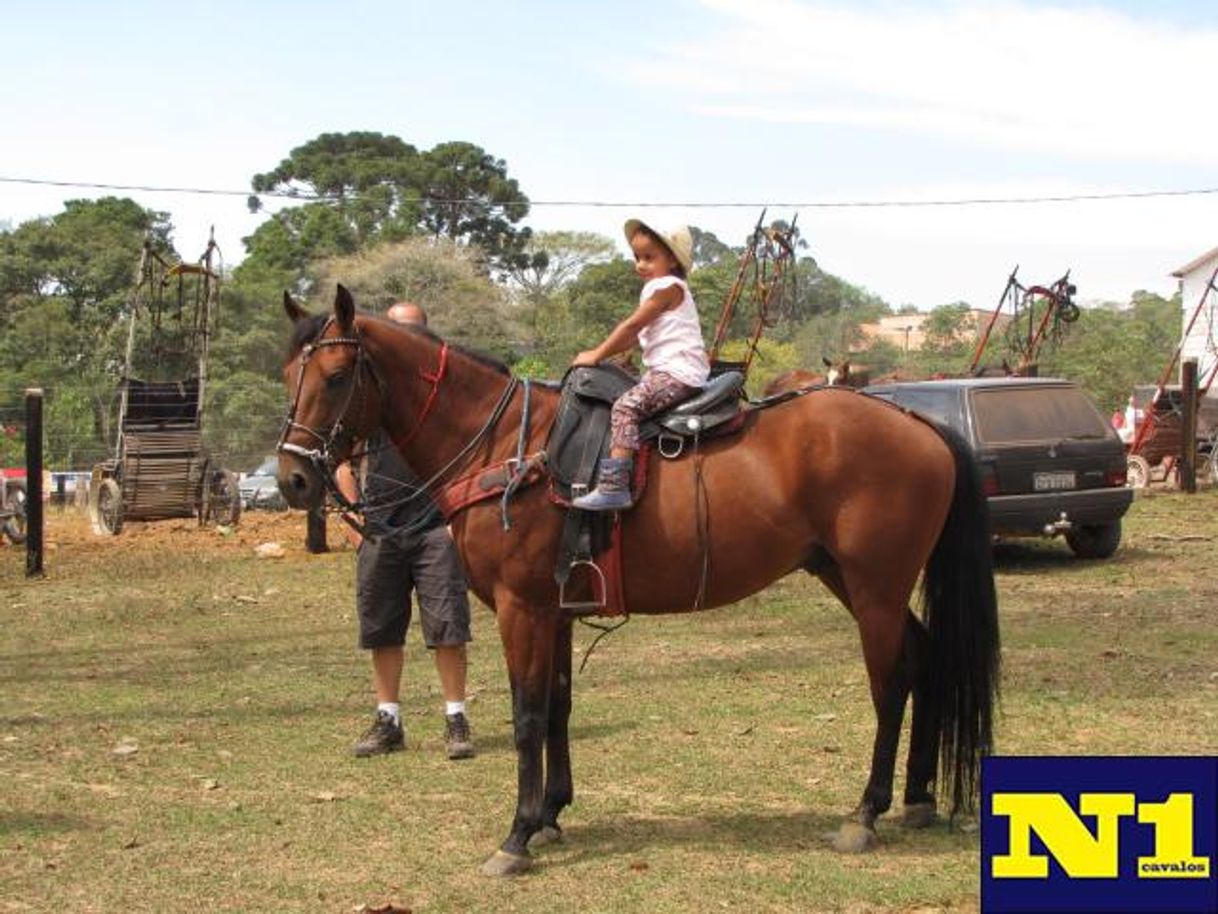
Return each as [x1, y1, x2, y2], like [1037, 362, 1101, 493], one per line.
[572, 350, 599, 367]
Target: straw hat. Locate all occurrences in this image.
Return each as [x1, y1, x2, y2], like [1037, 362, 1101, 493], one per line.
[623, 218, 694, 275]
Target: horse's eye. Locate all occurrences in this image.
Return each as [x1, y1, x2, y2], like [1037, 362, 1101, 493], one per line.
[325, 371, 348, 390]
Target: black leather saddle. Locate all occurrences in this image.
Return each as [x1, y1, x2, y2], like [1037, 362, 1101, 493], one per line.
[545, 365, 745, 502]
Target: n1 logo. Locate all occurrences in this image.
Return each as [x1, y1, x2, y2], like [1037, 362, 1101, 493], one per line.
[981, 756, 1217, 913]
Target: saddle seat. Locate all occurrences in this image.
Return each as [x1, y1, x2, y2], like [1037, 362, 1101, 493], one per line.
[545, 365, 745, 502]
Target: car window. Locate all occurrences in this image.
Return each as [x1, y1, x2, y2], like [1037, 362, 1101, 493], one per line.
[971, 386, 1109, 444]
[888, 389, 962, 430]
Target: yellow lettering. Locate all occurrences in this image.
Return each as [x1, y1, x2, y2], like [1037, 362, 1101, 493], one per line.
[992, 793, 1135, 878]
[1137, 794, 1210, 879]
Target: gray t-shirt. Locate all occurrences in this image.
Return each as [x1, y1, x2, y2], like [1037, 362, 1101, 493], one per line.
[360, 429, 442, 538]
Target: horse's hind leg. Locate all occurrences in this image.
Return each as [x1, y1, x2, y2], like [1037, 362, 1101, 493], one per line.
[530, 619, 574, 849]
[902, 610, 940, 828]
[482, 596, 559, 877]
[812, 562, 913, 853]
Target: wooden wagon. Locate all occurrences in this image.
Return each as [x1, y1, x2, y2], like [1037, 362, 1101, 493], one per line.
[89, 235, 240, 534]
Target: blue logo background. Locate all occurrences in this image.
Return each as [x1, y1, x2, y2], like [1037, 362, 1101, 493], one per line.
[981, 756, 1217, 914]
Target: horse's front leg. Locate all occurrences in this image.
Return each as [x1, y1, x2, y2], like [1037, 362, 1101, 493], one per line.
[481, 595, 559, 877]
[530, 618, 574, 849]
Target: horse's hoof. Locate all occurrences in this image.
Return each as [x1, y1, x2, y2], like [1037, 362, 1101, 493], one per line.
[831, 821, 879, 854]
[902, 802, 937, 829]
[527, 825, 563, 849]
[480, 850, 534, 877]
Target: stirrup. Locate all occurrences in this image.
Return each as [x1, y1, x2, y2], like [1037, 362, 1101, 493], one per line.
[559, 559, 607, 611]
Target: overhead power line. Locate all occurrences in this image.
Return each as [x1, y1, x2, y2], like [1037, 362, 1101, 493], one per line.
[2, 175, 1217, 210]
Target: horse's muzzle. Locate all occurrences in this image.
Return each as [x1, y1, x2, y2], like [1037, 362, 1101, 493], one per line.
[277, 454, 321, 510]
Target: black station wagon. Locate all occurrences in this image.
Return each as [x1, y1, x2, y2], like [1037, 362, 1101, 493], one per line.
[864, 377, 1133, 558]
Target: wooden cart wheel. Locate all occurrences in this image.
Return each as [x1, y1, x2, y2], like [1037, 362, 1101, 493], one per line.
[95, 478, 123, 535]
[202, 469, 242, 527]
[1125, 454, 1151, 489]
[1, 477, 28, 544]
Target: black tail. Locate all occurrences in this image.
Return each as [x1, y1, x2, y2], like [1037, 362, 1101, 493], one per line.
[920, 424, 1001, 815]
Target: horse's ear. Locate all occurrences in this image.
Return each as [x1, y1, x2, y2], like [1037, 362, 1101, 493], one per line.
[335, 284, 356, 332]
[283, 292, 308, 324]
[822, 356, 832, 367]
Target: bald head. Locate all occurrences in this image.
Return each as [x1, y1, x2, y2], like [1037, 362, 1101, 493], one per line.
[386, 301, 427, 327]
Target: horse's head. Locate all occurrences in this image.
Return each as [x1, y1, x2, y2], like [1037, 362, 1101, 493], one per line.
[823, 357, 851, 386]
[276, 284, 383, 509]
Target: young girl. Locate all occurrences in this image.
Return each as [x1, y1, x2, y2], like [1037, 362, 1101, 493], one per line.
[571, 219, 710, 511]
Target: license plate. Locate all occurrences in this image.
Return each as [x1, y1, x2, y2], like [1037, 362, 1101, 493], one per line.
[1034, 471, 1076, 491]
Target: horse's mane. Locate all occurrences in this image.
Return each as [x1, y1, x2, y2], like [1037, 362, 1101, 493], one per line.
[287, 309, 512, 378]
[393, 321, 512, 378]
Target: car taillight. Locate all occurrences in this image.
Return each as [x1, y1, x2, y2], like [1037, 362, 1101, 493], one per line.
[981, 464, 1000, 496]
[1105, 466, 1127, 487]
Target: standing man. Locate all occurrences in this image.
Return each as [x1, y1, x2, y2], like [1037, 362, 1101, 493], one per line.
[335, 301, 475, 760]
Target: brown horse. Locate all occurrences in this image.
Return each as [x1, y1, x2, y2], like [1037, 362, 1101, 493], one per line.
[765, 357, 870, 396]
[276, 287, 1000, 877]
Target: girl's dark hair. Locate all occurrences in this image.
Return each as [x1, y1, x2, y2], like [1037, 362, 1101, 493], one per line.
[630, 224, 686, 279]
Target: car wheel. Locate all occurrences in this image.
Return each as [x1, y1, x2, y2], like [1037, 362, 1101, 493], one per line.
[1065, 520, 1122, 559]
[1125, 454, 1151, 489]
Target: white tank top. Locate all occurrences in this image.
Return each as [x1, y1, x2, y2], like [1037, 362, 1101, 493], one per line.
[636, 276, 710, 388]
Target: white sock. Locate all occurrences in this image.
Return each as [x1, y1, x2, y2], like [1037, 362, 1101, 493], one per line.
[445, 700, 466, 718]
[377, 701, 401, 725]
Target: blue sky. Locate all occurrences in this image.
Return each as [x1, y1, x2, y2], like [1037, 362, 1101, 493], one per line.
[3, 0, 1216, 310]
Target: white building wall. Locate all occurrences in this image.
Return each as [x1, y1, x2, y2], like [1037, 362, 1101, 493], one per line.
[1178, 251, 1218, 386]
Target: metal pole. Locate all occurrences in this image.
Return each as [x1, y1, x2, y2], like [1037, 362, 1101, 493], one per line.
[1181, 359, 1198, 494]
[25, 389, 44, 578]
[969, 266, 1018, 374]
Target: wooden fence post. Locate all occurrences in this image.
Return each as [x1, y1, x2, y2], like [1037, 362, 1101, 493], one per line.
[1180, 359, 1198, 494]
[25, 389, 44, 578]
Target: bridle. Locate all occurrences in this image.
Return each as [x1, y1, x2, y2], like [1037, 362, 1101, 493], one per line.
[277, 316, 372, 516]
[277, 314, 522, 534]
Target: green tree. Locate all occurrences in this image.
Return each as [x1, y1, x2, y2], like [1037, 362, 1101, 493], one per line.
[206, 370, 286, 471]
[921, 302, 976, 361]
[1041, 291, 1181, 412]
[308, 237, 518, 360]
[416, 141, 533, 271]
[246, 132, 532, 274]
[504, 230, 616, 304]
[251, 131, 423, 243]
[0, 198, 175, 468]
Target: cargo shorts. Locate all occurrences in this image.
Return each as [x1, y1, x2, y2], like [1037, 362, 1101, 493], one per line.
[355, 524, 472, 650]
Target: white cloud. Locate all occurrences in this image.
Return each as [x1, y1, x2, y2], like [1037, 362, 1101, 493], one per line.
[633, 0, 1218, 164]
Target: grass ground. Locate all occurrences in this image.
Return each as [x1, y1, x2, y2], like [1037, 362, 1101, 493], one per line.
[2, 492, 1216, 912]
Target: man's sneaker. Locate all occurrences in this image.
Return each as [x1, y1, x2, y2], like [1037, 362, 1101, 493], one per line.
[444, 712, 476, 760]
[352, 710, 404, 758]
